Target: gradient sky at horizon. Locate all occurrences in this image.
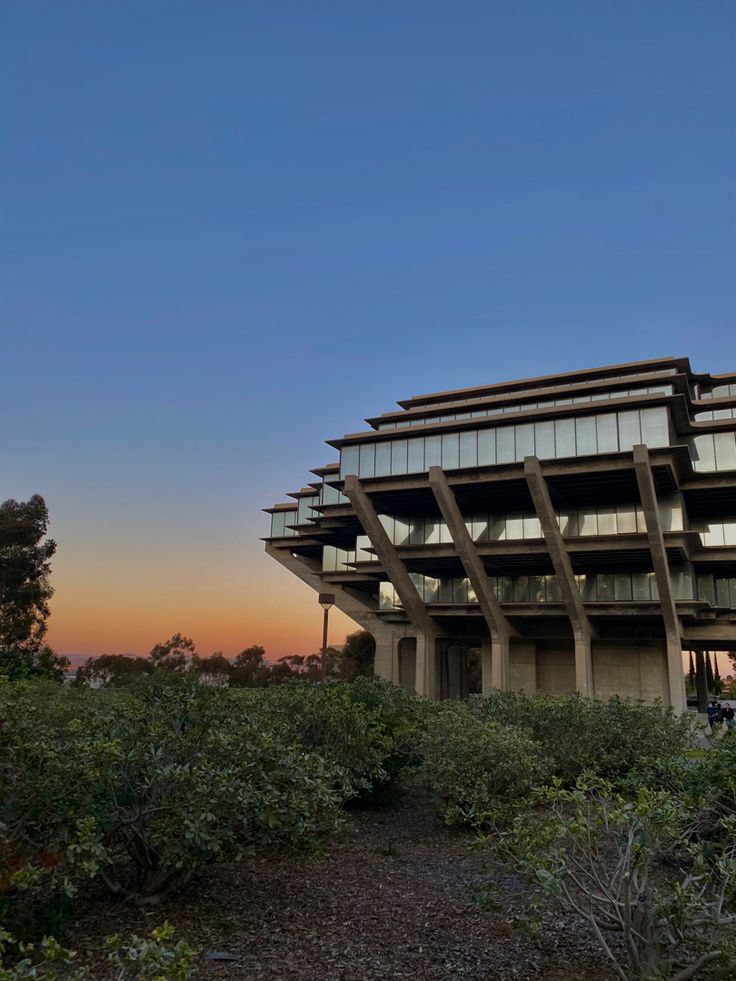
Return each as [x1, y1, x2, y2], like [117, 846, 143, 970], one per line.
[2, 1, 735, 662]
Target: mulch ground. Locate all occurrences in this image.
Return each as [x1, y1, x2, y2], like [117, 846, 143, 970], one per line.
[70, 797, 613, 980]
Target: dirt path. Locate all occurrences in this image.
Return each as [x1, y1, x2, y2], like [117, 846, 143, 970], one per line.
[71, 799, 612, 980]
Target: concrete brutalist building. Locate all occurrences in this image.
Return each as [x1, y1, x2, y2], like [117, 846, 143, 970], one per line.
[264, 358, 736, 713]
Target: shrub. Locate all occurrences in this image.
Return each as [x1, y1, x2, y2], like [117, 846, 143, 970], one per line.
[474, 691, 696, 783]
[494, 776, 736, 980]
[0, 679, 345, 928]
[0, 922, 196, 980]
[242, 680, 419, 805]
[419, 702, 549, 829]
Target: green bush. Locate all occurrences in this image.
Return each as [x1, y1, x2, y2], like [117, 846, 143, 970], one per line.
[0, 679, 344, 930]
[419, 702, 549, 829]
[0, 922, 196, 980]
[241, 679, 422, 805]
[474, 691, 695, 783]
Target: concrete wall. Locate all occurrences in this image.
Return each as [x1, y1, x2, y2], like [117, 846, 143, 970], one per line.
[509, 640, 537, 693]
[592, 639, 669, 703]
[536, 643, 576, 694]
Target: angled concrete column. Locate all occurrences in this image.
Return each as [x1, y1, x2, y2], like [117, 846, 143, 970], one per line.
[633, 445, 688, 714]
[524, 456, 595, 698]
[428, 466, 515, 690]
[343, 475, 440, 697]
[266, 543, 406, 683]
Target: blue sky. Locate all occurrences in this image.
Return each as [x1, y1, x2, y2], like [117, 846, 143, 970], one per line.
[1, 1, 734, 657]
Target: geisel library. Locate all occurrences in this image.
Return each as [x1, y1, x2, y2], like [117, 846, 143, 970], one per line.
[264, 358, 736, 713]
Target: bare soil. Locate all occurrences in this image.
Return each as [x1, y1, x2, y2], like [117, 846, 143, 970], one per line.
[70, 798, 613, 980]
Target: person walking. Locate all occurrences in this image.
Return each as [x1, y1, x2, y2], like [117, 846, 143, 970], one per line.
[707, 700, 721, 731]
[723, 703, 735, 732]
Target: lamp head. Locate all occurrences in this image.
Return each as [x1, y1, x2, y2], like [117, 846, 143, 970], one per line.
[318, 592, 335, 610]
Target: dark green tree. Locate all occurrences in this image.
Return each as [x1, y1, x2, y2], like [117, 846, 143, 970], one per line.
[148, 633, 198, 671]
[706, 651, 715, 693]
[338, 630, 375, 680]
[0, 495, 67, 680]
[713, 654, 722, 695]
[75, 653, 151, 688]
[191, 651, 232, 688]
[230, 645, 269, 687]
[687, 652, 696, 692]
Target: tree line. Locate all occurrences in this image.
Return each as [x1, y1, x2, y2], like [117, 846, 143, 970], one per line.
[74, 630, 375, 688]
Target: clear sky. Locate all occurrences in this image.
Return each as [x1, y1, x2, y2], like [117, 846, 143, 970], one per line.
[2, 1, 735, 662]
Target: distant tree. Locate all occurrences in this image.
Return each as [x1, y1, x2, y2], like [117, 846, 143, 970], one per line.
[192, 651, 232, 688]
[0, 495, 67, 680]
[338, 630, 375, 679]
[713, 655, 722, 696]
[75, 653, 151, 688]
[148, 633, 198, 672]
[231, 645, 269, 688]
[706, 651, 715, 693]
[687, 651, 696, 692]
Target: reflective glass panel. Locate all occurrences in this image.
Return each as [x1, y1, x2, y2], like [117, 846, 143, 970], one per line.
[616, 504, 637, 534]
[498, 576, 514, 602]
[459, 430, 478, 468]
[391, 439, 408, 475]
[535, 420, 555, 459]
[640, 407, 669, 447]
[697, 574, 715, 605]
[496, 426, 515, 463]
[375, 442, 391, 476]
[716, 578, 730, 607]
[515, 423, 535, 459]
[617, 410, 641, 451]
[477, 428, 496, 465]
[596, 414, 619, 453]
[425, 435, 442, 468]
[514, 576, 530, 602]
[341, 446, 360, 478]
[441, 432, 460, 470]
[575, 416, 597, 455]
[528, 575, 544, 602]
[546, 575, 562, 602]
[359, 443, 375, 478]
[425, 518, 441, 544]
[614, 573, 633, 601]
[523, 514, 542, 538]
[558, 509, 578, 536]
[472, 513, 489, 542]
[439, 577, 453, 603]
[724, 521, 736, 546]
[393, 516, 411, 546]
[407, 438, 424, 473]
[692, 434, 716, 472]
[714, 433, 736, 471]
[424, 576, 439, 603]
[578, 507, 598, 536]
[506, 514, 523, 539]
[408, 516, 425, 545]
[597, 507, 617, 535]
[554, 418, 576, 458]
[597, 574, 615, 600]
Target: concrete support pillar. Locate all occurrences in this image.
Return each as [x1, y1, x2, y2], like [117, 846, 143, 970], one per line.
[574, 631, 594, 698]
[633, 445, 687, 715]
[415, 631, 437, 698]
[373, 634, 397, 683]
[481, 636, 493, 695]
[491, 634, 511, 691]
[524, 456, 596, 699]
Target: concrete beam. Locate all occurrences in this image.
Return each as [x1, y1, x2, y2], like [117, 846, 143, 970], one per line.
[633, 444, 688, 714]
[343, 475, 437, 637]
[428, 465, 515, 690]
[524, 455, 595, 697]
[265, 543, 409, 684]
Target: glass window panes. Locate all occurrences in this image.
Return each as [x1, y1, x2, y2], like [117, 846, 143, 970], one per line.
[359, 443, 375, 478]
[391, 439, 408, 475]
[614, 573, 633, 601]
[578, 507, 598, 536]
[441, 432, 460, 469]
[596, 413, 619, 453]
[374, 442, 391, 476]
[425, 435, 442, 468]
[341, 445, 359, 478]
[617, 410, 641, 451]
[575, 416, 597, 455]
[640, 406, 669, 447]
[459, 430, 478, 468]
[535, 420, 555, 459]
[407, 438, 424, 473]
[516, 423, 535, 459]
[496, 425, 515, 463]
[616, 504, 637, 534]
[714, 432, 736, 471]
[597, 507, 617, 535]
[477, 428, 496, 465]
[506, 513, 523, 539]
[523, 514, 542, 538]
[554, 417, 576, 458]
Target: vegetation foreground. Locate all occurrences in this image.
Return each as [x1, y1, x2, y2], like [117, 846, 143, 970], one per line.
[1, 677, 736, 980]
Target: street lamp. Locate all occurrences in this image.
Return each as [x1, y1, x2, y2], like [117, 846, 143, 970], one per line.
[318, 593, 335, 683]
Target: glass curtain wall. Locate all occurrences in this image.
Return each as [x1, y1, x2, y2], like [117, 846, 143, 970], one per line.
[341, 407, 671, 478]
[691, 432, 736, 472]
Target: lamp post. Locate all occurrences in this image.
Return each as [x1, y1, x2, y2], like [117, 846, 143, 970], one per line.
[318, 593, 335, 683]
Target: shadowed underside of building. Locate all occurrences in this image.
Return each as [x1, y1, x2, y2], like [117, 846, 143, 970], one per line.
[264, 357, 736, 713]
